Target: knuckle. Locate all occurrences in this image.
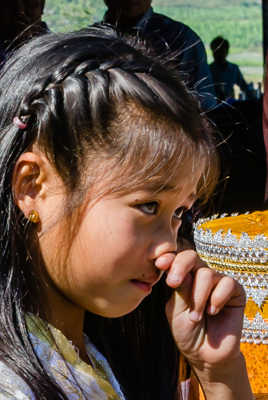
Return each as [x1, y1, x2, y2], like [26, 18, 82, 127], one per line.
[197, 266, 214, 280]
[223, 275, 239, 291]
[177, 249, 197, 263]
[211, 291, 224, 305]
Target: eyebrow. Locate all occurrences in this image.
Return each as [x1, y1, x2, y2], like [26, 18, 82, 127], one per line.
[187, 192, 197, 202]
[157, 184, 176, 192]
[147, 183, 197, 202]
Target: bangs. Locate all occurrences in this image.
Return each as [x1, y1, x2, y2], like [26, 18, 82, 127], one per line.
[92, 100, 219, 201]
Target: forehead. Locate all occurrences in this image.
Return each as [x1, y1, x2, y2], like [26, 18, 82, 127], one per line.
[85, 165, 201, 212]
[146, 160, 203, 194]
[95, 152, 204, 200]
[92, 107, 205, 194]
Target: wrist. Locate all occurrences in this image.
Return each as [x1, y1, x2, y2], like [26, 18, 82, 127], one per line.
[192, 353, 253, 400]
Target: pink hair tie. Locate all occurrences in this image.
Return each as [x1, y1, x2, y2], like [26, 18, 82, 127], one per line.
[13, 116, 27, 130]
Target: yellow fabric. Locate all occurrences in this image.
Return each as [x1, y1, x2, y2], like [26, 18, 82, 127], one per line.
[200, 210, 268, 238]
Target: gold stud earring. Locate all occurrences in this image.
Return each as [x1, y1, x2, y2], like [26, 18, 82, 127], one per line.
[28, 210, 40, 224]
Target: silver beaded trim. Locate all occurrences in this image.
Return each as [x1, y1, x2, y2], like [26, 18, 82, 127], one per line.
[194, 215, 268, 266]
[242, 313, 268, 344]
[221, 271, 268, 307]
[214, 269, 268, 343]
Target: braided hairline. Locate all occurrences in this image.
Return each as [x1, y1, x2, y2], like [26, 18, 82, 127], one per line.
[16, 56, 152, 133]
[16, 31, 159, 120]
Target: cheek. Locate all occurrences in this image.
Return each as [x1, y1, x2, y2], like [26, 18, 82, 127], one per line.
[74, 212, 139, 259]
[69, 208, 150, 275]
[38, 221, 72, 294]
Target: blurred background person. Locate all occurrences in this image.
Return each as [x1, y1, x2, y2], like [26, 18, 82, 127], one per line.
[209, 36, 252, 102]
[101, 0, 216, 111]
[0, 0, 48, 67]
[24, 0, 49, 36]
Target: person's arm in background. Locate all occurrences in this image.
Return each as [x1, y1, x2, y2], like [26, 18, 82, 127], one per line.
[235, 64, 253, 98]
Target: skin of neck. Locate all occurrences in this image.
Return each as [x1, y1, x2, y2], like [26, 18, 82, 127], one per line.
[41, 276, 90, 364]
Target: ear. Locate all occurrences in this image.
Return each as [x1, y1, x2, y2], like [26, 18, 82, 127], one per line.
[12, 151, 48, 221]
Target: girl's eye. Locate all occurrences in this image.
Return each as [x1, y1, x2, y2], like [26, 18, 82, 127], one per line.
[174, 206, 187, 219]
[136, 202, 159, 215]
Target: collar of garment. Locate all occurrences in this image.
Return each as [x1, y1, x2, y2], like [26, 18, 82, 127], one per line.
[26, 314, 126, 400]
[103, 6, 153, 31]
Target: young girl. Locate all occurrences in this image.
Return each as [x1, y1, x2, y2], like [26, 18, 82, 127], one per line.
[0, 26, 253, 399]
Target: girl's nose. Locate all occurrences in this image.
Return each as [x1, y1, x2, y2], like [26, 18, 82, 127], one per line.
[148, 223, 179, 262]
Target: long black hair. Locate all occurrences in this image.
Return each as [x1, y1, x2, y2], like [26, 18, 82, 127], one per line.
[0, 25, 218, 399]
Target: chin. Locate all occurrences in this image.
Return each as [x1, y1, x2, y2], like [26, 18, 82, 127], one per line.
[91, 300, 144, 319]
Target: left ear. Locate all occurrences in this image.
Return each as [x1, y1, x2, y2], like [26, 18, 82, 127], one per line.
[12, 149, 64, 225]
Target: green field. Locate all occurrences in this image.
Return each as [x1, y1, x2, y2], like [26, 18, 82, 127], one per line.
[44, 0, 263, 83]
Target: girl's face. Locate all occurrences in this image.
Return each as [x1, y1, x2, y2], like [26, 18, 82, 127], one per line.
[39, 165, 199, 319]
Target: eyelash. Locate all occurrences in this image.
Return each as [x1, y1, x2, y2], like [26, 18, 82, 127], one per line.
[136, 202, 188, 219]
[174, 206, 188, 220]
[136, 202, 158, 215]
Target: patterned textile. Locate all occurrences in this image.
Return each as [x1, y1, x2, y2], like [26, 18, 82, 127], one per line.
[0, 315, 125, 400]
[0, 314, 193, 399]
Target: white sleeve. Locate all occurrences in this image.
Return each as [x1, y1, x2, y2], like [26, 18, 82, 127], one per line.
[0, 361, 35, 399]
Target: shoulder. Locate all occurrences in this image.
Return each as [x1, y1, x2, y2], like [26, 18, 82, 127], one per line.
[227, 61, 240, 71]
[149, 11, 201, 40]
[0, 361, 35, 399]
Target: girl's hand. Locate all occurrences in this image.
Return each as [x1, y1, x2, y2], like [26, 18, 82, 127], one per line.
[155, 250, 253, 399]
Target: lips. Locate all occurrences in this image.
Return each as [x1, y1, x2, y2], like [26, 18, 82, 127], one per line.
[130, 279, 154, 293]
[130, 272, 162, 293]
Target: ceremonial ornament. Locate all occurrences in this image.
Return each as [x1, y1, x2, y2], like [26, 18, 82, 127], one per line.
[194, 210, 268, 397]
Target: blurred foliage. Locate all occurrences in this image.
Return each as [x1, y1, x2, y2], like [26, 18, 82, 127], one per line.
[154, 2, 262, 52]
[44, 0, 105, 32]
[153, 0, 261, 7]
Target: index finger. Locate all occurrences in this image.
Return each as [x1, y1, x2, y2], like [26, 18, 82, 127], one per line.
[165, 249, 207, 288]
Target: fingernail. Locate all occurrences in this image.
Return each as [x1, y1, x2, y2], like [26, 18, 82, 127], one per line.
[189, 310, 202, 322]
[154, 254, 174, 268]
[166, 275, 182, 286]
[209, 305, 218, 315]
[154, 257, 168, 268]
